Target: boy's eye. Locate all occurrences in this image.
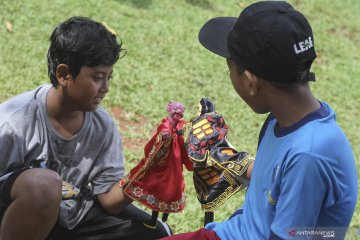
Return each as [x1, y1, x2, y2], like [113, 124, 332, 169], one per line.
[92, 74, 104, 80]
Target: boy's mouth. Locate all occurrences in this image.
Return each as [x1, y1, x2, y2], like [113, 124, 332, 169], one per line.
[95, 96, 104, 104]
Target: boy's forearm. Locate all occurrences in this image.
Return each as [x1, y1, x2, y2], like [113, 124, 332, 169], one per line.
[97, 183, 132, 215]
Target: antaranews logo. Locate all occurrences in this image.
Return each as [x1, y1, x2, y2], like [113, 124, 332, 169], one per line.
[287, 227, 348, 239]
[288, 229, 297, 237]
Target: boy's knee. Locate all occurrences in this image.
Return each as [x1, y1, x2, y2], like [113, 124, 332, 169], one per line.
[11, 168, 62, 211]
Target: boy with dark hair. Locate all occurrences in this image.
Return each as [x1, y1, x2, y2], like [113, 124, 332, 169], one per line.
[0, 16, 170, 239]
[161, 1, 357, 239]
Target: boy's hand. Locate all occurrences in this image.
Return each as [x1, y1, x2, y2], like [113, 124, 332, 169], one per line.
[160, 131, 171, 141]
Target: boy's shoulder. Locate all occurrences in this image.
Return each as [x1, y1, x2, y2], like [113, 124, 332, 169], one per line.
[296, 103, 346, 150]
[262, 102, 350, 156]
[0, 85, 47, 124]
[279, 102, 352, 163]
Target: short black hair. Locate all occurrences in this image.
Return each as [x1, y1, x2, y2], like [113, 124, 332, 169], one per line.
[47, 16, 123, 86]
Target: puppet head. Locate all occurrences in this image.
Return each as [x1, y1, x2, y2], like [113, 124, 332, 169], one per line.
[167, 101, 185, 121]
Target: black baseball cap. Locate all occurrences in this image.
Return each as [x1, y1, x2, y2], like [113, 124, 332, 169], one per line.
[199, 1, 317, 83]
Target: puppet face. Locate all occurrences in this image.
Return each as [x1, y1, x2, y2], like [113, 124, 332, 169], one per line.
[167, 101, 185, 120]
[171, 111, 183, 121]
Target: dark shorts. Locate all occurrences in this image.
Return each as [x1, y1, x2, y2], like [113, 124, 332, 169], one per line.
[51, 203, 172, 240]
[0, 168, 171, 240]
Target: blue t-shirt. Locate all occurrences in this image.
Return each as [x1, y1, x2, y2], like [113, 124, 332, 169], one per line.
[206, 102, 358, 239]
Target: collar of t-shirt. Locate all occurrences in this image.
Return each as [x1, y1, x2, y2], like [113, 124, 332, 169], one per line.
[274, 102, 330, 137]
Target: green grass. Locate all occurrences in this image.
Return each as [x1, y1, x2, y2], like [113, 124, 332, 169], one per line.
[1, 0, 360, 237]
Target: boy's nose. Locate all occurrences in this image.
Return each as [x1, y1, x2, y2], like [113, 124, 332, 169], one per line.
[102, 79, 110, 93]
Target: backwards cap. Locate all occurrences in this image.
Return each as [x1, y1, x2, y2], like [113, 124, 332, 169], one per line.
[199, 1, 317, 83]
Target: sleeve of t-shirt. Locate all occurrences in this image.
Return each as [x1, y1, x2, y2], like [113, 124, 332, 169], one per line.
[270, 152, 338, 239]
[0, 121, 24, 176]
[90, 119, 125, 196]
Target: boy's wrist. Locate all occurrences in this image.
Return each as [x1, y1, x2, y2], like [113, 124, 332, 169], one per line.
[246, 161, 254, 180]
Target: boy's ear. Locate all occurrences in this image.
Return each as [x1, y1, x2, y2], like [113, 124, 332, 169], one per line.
[244, 70, 260, 96]
[56, 64, 72, 87]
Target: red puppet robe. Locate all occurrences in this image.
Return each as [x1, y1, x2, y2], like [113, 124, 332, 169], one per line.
[119, 117, 193, 213]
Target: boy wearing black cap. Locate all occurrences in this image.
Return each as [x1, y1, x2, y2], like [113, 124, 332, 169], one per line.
[161, 1, 357, 239]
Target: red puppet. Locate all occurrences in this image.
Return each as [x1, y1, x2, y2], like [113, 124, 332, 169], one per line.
[119, 101, 193, 226]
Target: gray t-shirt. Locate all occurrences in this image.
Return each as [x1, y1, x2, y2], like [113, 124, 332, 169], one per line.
[0, 85, 125, 229]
